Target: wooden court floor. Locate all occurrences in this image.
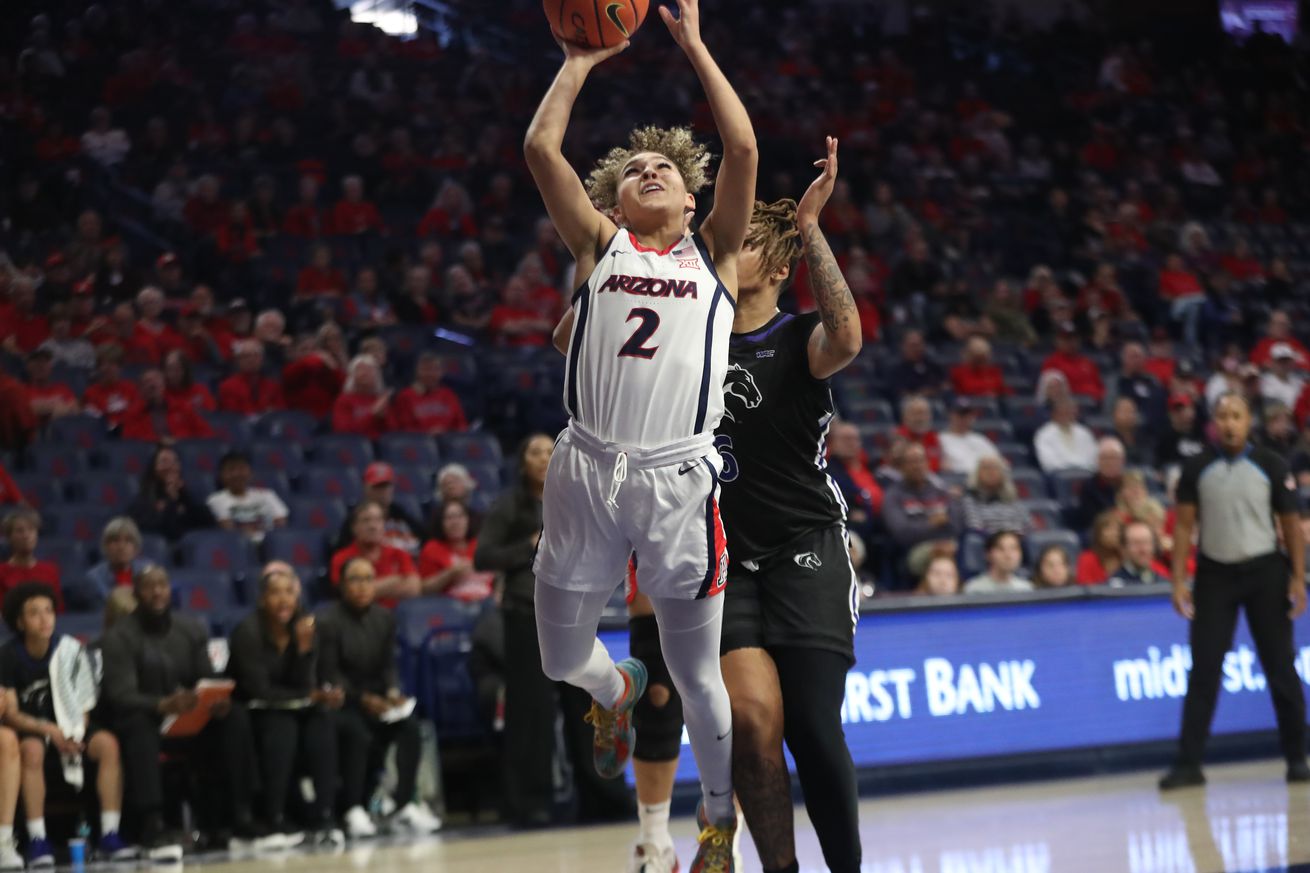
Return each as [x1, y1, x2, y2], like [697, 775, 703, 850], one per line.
[201, 760, 1307, 873]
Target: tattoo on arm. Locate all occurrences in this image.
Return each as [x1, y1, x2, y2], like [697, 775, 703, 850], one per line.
[803, 226, 856, 339]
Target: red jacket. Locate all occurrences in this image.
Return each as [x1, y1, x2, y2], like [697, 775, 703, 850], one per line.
[0, 312, 50, 352]
[218, 374, 285, 416]
[950, 364, 1010, 397]
[137, 321, 188, 360]
[0, 560, 62, 611]
[166, 384, 216, 413]
[0, 463, 23, 505]
[295, 266, 347, 299]
[392, 386, 468, 434]
[282, 355, 344, 419]
[83, 380, 141, 426]
[895, 426, 943, 472]
[1252, 337, 1310, 370]
[330, 543, 416, 609]
[119, 400, 215, 442]
[331, 391, 398, 440]
[1158, 269, 1203, 301]
[283, 204, 329, 239]
[1041, 351, 1105, 402]
[330, 200, 385, 236]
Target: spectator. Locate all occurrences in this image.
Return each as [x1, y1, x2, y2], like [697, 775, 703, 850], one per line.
[1073, 437, 1127, 531]
[283, 176, 328, 239]
[1111, 397, 1153, 467]
[254, 310, 291, 371]
[914, 555, 961, 597]
[40, 306, 95, 372]
[888, 330, 947, 398]
[331, 176, 385, 236]
[69, 518, 148, 613]
[184, 175, 227, 238]
[488, 278, 555, 348]
[963, 531, 1034, 594]
[939, 398, 999, 475]
[0, 277, 50, 354]
[1109, 521, 1170, 586]
[962, 456, 1031, 536]
[1116, 470, 1169, 549]
[1040, 322, 1104, 403]
[1031, 545, 1073, 588]
[982, 279, 1037, 347]
[393, 266, 440, 325]
[134, 288, 186, 362]
[119, 369, 214, 442]
[334, 463, 423, 555]
[1260, 343, 1305, 409]
[1107, 342, 1164, 426]
[227, 568, 343, 847]
[317, 557, 441, 838]
[218, 340, 284, 416]
[331, 355, 397, 439]
[1155, 393, 1208, 468]
[883, 443, 962, 581]
[897, 395, 943, 472]
[419, 501, 495, 601]
[0, 583, 131, 866]
[162, 349, 216, 413]
[207, 451, 288, 544]
[950, 337, 1010, 398]
[341, 268, 395, 329]
[443, 265, 492, 333]
[1260, 402, 1299, 457]
[1251, 310, 1309, 371]
[282, 325, 347, 419]
[295, 244, 348, 301]
[1034, 396, 1098, 473]
[23, 348, 79, 424]
[127, 446, 214, 542]
[1076, 511, 1124, 585]
[0, 463, 24, 507]
[80, 106, 131, 168]
[0, 372, 35, 454]
[392, 352, 469, 435]
[418, 179, 478, 240]
[436, 463, 478, 507]
[101, 565, 269, 857]
[330, 502, 420, 608]
[473, 434, 555, 827]
[825, 421, 882, 540]
[0, 509, 61, 607]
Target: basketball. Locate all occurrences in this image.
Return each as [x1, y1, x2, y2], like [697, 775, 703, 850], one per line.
[544, 0, 650, 48]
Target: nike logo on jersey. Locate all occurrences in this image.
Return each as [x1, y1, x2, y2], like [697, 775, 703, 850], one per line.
[721, 364, 762, 423]
[677, 460, 699, 476]
[597, 274, 699, 299]
[793, 551, 823, 570]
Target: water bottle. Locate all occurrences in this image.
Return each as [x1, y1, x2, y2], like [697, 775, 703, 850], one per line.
[68, 815, 90, 867]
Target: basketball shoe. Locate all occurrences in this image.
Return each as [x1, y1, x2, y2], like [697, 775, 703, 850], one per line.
[584, 657, 647, 779]
[690, 801, 737, 873]
[626, 840, 679, 873]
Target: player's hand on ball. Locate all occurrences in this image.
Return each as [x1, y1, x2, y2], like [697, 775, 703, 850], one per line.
[1171, 585, 1194, 620]
[660, 0, 702, 51]
[557, 33, 629, 68]
[797, 137, 839, 230]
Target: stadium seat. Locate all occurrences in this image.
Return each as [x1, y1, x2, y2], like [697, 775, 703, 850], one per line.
[177, 530, 257, 577]
[395, 597, 482, 695]
[312, 434, 374, 469]
[995, 441, 1032, 466]
[1048, 470, 1093, 506]
[139, 534, 172, 567]
[393, 495, 425, 526]
[10, 473, 63, 512]
[378, 434, 442, 468]
[1022, 499, 1063, 532]
[47, 416, 107, 452]
[417, 624, 485, 738]
[24, 446, 87, 479]
[439, 433, 503, 465]
[1026, 530, 1081, 572]
[96, 442, 156, 476]
[254, 410, 320, 442]
[170, 569, 238, 612]
[974, 418, 1015, 442]
[248, 441, 306, 480]
[1010, 468, 1048, 500]
[263, 529, 328, 579]
[34, 538, 86, 582]
[288, 497, 347, 533]
[72, 473, 140, 512]
[390, 464, 432, 499]
[462, 462, 502, 493]
[840, 398, 895, 425]
[175, 439, 231, 478]
[251, 470, 292, 501]
[50, 507, 114, 545]
[200, 412, 253, 446]
[301, 468, 364, 504]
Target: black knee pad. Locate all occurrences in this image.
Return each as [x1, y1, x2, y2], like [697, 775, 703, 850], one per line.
[629, 614, 685, 762]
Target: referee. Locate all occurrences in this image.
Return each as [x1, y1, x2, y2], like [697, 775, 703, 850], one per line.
[1161, 392, 1310, 789]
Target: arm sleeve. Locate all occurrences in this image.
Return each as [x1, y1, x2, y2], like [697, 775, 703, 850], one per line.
[100, 633, 162, 715]
[1266, 454, 1298, 514]
[473, 495, 536, 571]
[1176, 459, 1200, 506]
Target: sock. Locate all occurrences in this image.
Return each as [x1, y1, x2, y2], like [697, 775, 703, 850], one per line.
[26, 819, 45, 841]
[638, 800, 672, 848]
[0, 825, 12, 843]
[101, 811, 121, 836]
[763, 863, 800, 873]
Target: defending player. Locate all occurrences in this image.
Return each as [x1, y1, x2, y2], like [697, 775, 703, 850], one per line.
[523, 1, 756, 869]
[625, 139, 865, 873]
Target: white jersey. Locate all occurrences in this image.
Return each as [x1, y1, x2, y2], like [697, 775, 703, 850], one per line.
[564, 230, 735, 449]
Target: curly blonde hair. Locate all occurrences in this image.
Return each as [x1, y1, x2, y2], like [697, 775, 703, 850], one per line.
[585, 126, 712, 210]
[745, 198, 801, 284]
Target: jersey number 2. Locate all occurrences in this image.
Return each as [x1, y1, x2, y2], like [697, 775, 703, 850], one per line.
[618, 308, 660, 359]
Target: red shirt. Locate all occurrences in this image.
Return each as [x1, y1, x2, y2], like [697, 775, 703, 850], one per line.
[1251, 337, 1310, 371]
[417, 539, 494, 602]
[950, 364, 1010, 397]
[0, 560, 63, 611]
[218, 374, 285, 416]
[1075, 551, 1114, 585]
[331, 392, 398, 440]
[330, 200, 385, 236]
[166, 383, 216, 413]
[83, 380, 141, 426]
[1220, 254, 1264, 282]
[119, 400, 215, 442]
[28, 383, 79, 418]
[488, 306, 550, 348]
[1158, 269, 1203, 301]
[0, 463, 22, 505]
[282, 355, 344, 419]
[0, 312, 50, 352]
[137, 321, 188, 359]
[417, 208, 477, 240]
[392, 386, 468, 434]
[1143, 356, 1175, 387]
[330, 543, 417, 609]
[895, 427, 943, 472]
[1041, 351, 1105, 402]
[283, 204, 329, 239]
[295, 266, 347, 298]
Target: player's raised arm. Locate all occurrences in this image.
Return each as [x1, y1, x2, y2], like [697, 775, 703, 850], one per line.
[662, 0, 757, 268]
[798, 137, 862, 379]
[523, 41, 626, 263]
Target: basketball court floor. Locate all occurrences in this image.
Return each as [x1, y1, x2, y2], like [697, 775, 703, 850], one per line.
[197, 759, 1307, 873]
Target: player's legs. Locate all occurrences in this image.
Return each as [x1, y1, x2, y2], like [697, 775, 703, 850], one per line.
[629, 596, 683, 871]
[536, 582, 626, 708]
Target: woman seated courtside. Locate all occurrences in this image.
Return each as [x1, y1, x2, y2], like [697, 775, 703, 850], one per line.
[317, 557, 440, 838]
[227, 566, 343, 847]
[0, 583, 132, 866]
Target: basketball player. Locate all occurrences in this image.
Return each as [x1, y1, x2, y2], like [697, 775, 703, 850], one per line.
[623, 139, 865, 873]
[523, 1, 755, 869]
